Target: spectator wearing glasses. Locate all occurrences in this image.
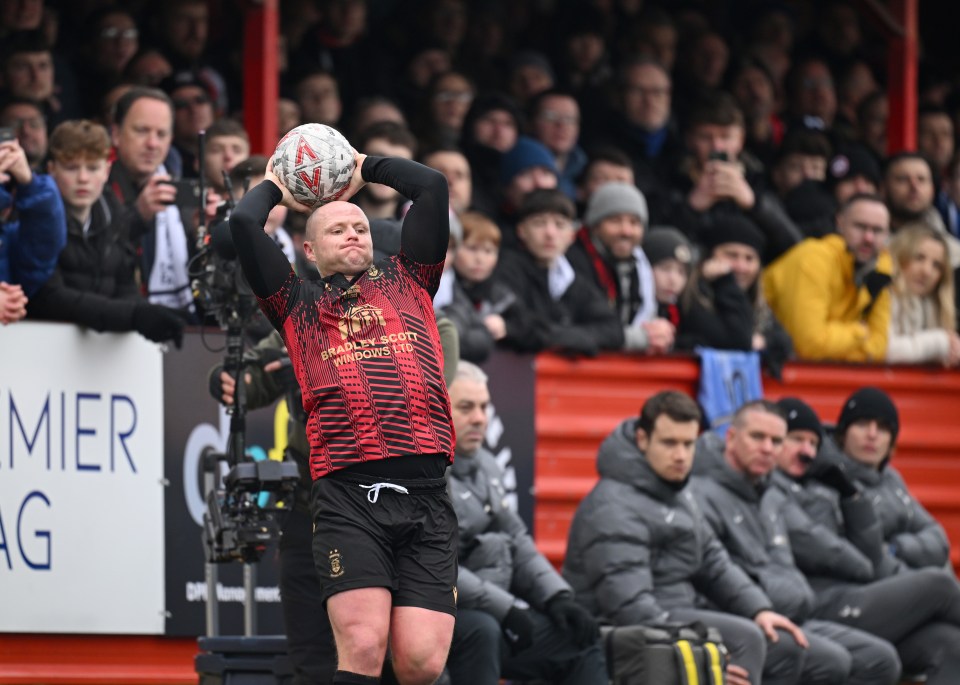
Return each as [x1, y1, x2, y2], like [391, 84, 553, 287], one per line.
[529, 89, 586, 201]
[162, 71, 216, 179]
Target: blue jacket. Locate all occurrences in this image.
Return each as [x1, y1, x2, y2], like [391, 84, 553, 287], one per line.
[0, 174, 67, 296]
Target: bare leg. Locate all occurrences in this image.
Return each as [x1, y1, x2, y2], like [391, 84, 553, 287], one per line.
[327, 587, 393, 676]
[389, 606, 455, 685]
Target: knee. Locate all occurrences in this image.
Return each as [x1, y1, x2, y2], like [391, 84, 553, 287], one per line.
[870, 640, 902, 685]
[391, 650, 447, 685]
[337, 625, 388, 672]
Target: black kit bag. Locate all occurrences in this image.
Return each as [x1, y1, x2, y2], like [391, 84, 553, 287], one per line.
[602, 621, 727, 685]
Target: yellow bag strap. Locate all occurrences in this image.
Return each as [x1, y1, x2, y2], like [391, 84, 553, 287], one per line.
[674, 639, 700, 685]
[704, 641, 725, 685]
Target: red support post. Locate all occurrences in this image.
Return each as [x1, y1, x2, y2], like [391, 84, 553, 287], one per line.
[242, 0, 279, 155]
[887, 0, 918, 153]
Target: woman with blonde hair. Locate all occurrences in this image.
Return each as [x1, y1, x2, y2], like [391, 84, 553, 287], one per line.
[887, 223, 960, 365]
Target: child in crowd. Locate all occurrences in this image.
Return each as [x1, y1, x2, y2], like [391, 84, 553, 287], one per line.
[642, 227, 693, 331]
[887, 223, 960, 365]
[439, 211, 538, 362]
[203, 119, 251, 195]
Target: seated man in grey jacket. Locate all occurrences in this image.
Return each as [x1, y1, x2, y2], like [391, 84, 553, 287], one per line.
[772, 396, 960, 684]
[445, 361, 605, 685]
[692, 400, 901, 685]
[564, 390, 807, 685]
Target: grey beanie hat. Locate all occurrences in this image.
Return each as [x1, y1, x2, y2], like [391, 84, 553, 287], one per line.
[585, 182, 649, 227]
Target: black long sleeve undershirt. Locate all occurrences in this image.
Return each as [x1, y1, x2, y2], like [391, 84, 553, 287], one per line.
[229, 156, 449, 300]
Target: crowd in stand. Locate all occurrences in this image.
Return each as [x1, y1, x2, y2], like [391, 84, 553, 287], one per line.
[4, 0, 960, 683]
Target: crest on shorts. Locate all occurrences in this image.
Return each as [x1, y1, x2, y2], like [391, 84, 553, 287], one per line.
[453, 586, 458, 604]
[329, 549, 344, 578]
[338, 303, 385, 339]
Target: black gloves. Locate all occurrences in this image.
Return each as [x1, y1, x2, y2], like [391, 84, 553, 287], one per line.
[258, 347, 297, 390]
[806, 459, 859, 498]
[501, 605, 535, 653]
[132, 302, 185, 348]
[546, 594, 600, 647]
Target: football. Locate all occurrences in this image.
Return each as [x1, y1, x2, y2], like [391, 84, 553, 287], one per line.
[270, 123, 356, 208]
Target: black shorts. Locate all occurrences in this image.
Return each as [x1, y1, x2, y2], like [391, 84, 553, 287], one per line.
[311, 470, 458, 616]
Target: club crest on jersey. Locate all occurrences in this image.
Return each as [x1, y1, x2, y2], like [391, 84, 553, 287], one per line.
[367, 265, 383, 280]
[339, 304, 385, 339]
[329, 549, 344, 578]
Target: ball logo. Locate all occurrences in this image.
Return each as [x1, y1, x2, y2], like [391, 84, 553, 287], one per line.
[339, 304, 385, 340]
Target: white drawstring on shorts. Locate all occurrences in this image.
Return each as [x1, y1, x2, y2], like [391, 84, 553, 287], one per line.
[360, 482, 410, 503]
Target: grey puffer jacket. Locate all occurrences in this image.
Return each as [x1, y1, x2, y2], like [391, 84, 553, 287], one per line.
[768, 469, 902, 607]
[563, 420, 771, 627]
[450, 446, 570, 621]
[838, 449, 951, 570]
[691, 438, 815, 624]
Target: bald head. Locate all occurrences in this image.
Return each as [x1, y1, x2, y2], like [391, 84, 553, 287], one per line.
[304, 201, 374, 277]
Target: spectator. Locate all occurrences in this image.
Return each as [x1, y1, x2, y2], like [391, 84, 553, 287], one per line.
[459, 93, 522, 217]
[496, 189, 623, 356]
[496, 136, 559, 245]
[107, 86, 198, 311]
[228, 156, 294, 263]
[445, 362, 605, 685]
[0, 136, 65, 299]
[556, 9, 611, 104]
[693, 401, 902, 685]
[0, 97, 47, 169]
[423, 71, 475, 149]
[729, 57, 783, 169]
[27, 119, 184, 346]
[567, 182, 674, 353]
[163, 71, 217, 179]
[202, 119, 250, 196]
[507, 50, 555, 108]
[643, 227, 693, 330]
[674, 91, 803, 262]
[628, 9, 678, 72]
[85, 7, 140, 80]
[770, 128, 832, 199]
[528, 89, 586, 200]
[351, 122, 416, 219]
[293, 68, 342, 129]
[827, 144, 881, 205]
[575, 146, 634, 209]
[277, 97, 301, 139]
[836, 60, 879, 137]
[937, 151, 960, 239]
[349, 96, 407, 139]
[564, 390, 800, 685]
[590, 57, 682, 224]
[785, 56, 837, 130]
[152, 0, 227, 112]
[676, 30, 730, 97]
[917, 106, 955, 179]
[422, 147, 471, 214]
[856, 91, 888, 160]
[887, 223, 960, 365]
[0, 30, 77, 129]
[124, 47, 174, 88]
[833, 387, 952, 570]
[675, 216, 758, 353]
[883, 152, 960, 266]
[771, 397, 960, 684]
[763, 194, 892, 362]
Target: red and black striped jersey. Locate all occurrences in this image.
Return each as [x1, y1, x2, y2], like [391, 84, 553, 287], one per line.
[257, 255, 454, 479]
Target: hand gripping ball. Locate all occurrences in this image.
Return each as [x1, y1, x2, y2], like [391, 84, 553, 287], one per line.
[270, 123, 356, 208]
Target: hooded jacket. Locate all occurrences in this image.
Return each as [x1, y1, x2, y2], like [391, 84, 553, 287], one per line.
[563, 419, 771, 627]
[0, 174, 67, 296]
[691, 436, 815, 623]
[837, 448, 950, 570]
[450, 445, 571, 621]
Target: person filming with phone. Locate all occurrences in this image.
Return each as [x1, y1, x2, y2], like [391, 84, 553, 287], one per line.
[1, 125, 66, 324]
[671, 91, 802, 263]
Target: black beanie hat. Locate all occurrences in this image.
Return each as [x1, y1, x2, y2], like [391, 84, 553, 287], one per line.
[777, 397, 823, 441]
[837, 387, 899, 444]
[643, 227, 693, 267]
[702, 216, 767, 256]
